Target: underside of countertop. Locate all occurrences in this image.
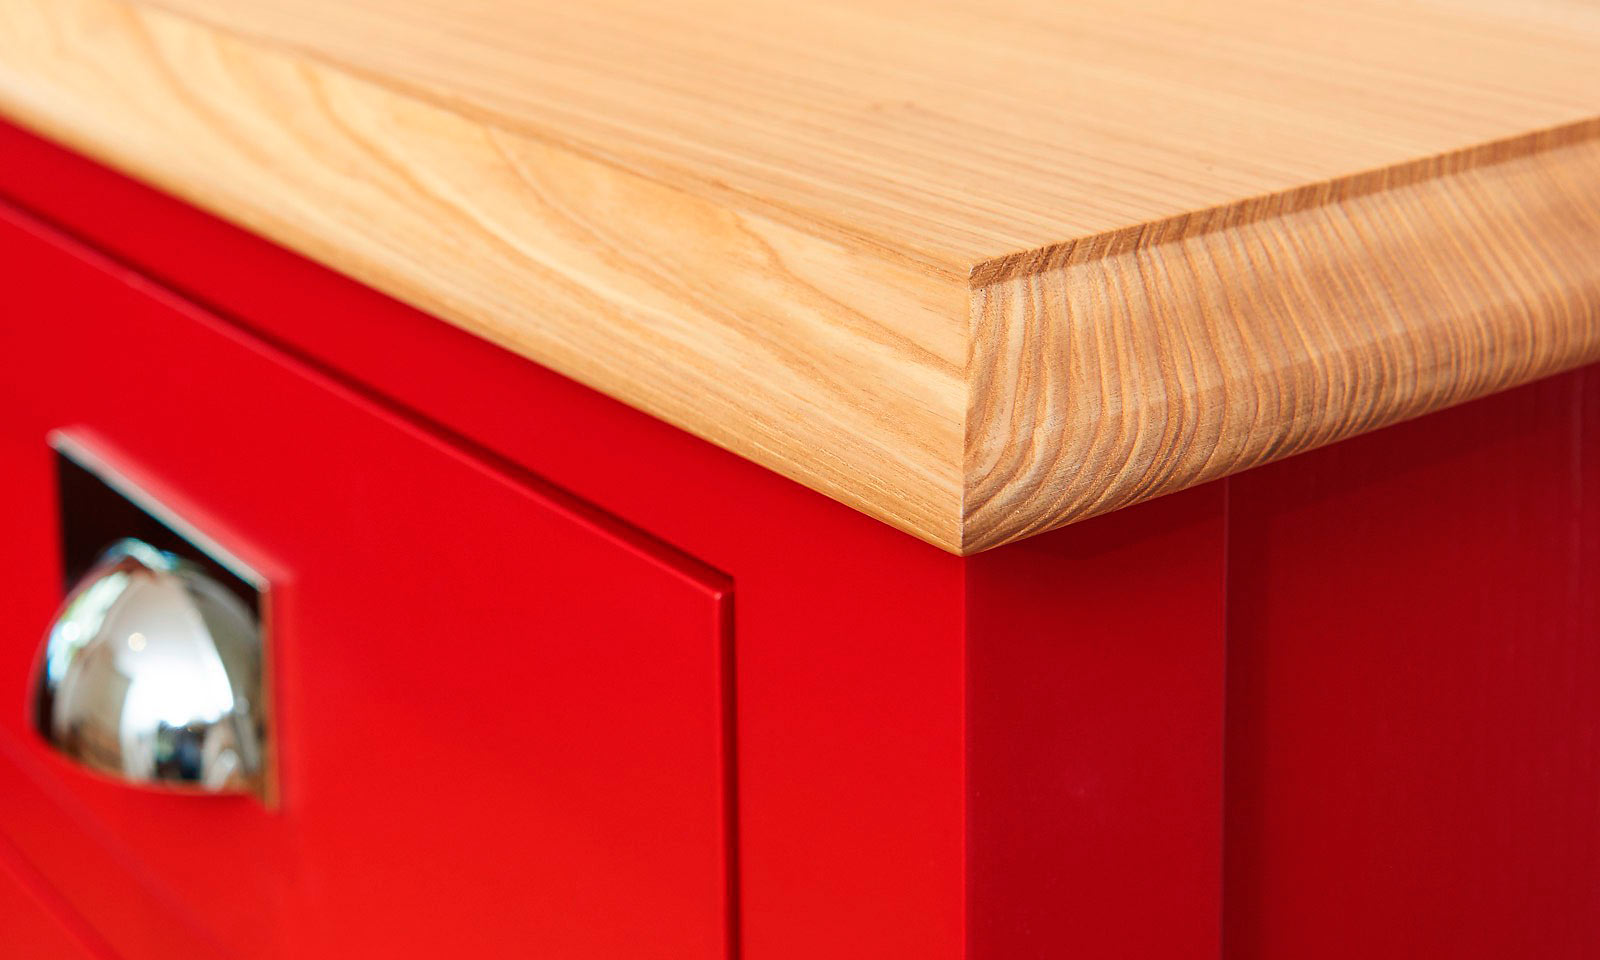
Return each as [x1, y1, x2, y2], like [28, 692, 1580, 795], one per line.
[2, 0, 1599, 553]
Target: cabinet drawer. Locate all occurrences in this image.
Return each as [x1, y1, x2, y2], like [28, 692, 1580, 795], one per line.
[0, 203, 733, 958]
[0, 841, 99, 959]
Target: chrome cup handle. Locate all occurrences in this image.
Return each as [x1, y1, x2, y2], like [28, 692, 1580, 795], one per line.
[32, 539, 266, 797]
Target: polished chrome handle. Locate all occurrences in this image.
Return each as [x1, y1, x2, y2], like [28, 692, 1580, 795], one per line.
[32, 539, 266, 797]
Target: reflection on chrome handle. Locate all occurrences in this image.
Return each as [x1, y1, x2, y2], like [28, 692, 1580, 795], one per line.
[32, 539, 265, 797]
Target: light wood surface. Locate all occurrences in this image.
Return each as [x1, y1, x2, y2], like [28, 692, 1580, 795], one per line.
[1, 0, 1598, 552]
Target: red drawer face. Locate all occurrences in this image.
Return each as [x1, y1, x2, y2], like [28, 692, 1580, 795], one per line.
[0, 204, 733, 958]
[0, 841, 99, 959]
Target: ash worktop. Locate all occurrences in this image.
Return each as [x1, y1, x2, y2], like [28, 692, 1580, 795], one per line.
[2, 0, 1598, 553]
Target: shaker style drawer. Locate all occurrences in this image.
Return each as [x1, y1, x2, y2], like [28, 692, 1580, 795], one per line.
[0, 203, 734, 959]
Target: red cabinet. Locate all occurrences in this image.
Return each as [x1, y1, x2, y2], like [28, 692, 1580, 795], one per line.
[0, 204, 734, 958]
[5, 120, 1600, 960]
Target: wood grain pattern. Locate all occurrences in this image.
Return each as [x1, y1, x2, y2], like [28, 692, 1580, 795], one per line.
[0, 0, 970, 548]
[1, 0, 1598, 552]
[126, 0, 1600, 267]
[966, 126, 1600, 550]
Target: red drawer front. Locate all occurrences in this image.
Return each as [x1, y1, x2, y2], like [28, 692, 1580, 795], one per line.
[0, 838, 103, 959]
[0, 202, 734, 958]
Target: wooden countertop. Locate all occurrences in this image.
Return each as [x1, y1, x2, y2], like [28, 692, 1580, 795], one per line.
[2, 0, 1599, 553]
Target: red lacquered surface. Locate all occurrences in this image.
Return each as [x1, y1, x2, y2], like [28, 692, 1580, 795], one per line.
[966, 484, 1228, 960]
[0, 204, 734, 958]
[0, 836, 108, 959]
[1225, 368, 1600, 960]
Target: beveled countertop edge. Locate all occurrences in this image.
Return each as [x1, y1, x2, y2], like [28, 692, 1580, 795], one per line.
[963, 120, 1600, 552]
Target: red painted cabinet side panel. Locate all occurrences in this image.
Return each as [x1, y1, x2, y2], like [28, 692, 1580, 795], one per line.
[966, 484, 1228, 960]
[1225, 367, 1600, 960]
